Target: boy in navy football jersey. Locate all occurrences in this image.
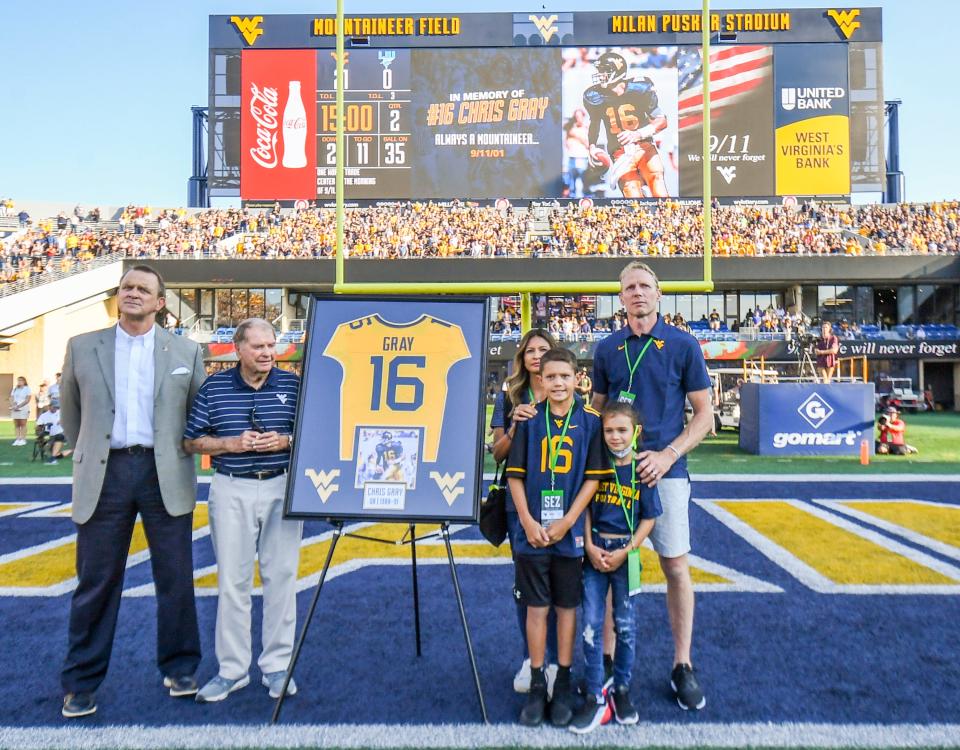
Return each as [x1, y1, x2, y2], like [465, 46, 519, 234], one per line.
[506, 348, 609, 727]
[570, 402, 661, 734]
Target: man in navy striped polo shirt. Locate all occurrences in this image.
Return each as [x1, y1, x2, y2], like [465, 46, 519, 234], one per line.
[184, 318, 302, 704]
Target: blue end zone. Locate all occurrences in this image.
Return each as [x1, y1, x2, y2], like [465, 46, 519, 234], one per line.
[0, 479, 957, 731]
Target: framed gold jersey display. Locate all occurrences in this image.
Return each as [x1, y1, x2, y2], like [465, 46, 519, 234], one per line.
[285, 296, 489, 522]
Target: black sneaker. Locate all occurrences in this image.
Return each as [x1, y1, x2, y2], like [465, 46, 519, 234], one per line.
[548, 671, 574, 727]
[62, 692, 97, 719]
[519, 671, 547, 727]
[163, 675, 198, 698]
[568, 694, 610, 734]
[610, 684, 639, 724]
[671, 663, 706, 710]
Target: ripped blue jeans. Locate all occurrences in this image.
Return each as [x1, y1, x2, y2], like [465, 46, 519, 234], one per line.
[581, 534, 638, 698]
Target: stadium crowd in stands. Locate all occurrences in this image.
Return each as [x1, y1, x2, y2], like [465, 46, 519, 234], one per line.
[2, 200, 958, 289]
[490, 301, 826, 341]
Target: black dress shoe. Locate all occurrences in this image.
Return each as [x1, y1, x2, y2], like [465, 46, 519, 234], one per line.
[164, 675, 199, 697]
[62, 692, 97, 718]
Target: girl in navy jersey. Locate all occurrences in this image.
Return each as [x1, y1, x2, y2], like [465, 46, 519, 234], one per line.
[570, 402, 662, 734]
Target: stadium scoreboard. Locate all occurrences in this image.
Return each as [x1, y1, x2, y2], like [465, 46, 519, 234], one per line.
[208, 8, 884, 206]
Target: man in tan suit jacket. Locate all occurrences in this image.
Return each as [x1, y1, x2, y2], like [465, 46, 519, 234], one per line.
[59, 265, 206, 719]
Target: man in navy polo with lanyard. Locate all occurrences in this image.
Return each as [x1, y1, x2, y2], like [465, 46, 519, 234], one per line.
[592, 261, 713, 711]
[184, 318, 302, 703]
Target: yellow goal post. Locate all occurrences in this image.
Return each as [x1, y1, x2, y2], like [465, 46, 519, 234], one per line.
[329, 0, 715, 329]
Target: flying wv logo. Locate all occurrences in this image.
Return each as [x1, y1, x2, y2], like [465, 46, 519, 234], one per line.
[230, 16, 264, 46]
[717, 166, 737, 184]
[529, 14, 559, 43]
[827, 9, 861, 39]
[305, 469, 340, 503]
[429, 472, 465, 507]
[378, 51, 397, 70]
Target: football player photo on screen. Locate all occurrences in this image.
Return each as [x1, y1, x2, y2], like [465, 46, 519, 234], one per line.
[561, 47, 679, 199]
[354, 427, 422, 490]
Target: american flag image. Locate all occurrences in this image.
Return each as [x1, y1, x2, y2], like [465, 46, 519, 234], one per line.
[678, 45, 773, 131]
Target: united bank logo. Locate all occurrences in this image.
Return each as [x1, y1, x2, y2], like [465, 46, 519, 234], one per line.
[231, 16, 264, 46]
[827, 9, 861, 39]
[781, 88, 796, 111]
[781, 87, 845, 112]
[512, 12, 573, 45]
[798, 392, 834, 429]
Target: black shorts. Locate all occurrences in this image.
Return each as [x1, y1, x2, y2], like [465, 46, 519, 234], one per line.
[515, 554, 583, 609]
[876, 441, 908, 455]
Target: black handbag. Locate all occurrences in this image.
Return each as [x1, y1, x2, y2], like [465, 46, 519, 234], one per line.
[479, 462, 508, 547]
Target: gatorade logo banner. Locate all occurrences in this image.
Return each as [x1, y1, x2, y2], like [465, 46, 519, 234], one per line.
[774, 44, 850, 196]
[240, 49, 317, 201]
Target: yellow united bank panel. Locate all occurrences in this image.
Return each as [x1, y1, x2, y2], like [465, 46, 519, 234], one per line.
[775, 43, 850, 196]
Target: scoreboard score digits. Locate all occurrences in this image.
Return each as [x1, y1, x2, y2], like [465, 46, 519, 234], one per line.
[316, 50, 413, 198]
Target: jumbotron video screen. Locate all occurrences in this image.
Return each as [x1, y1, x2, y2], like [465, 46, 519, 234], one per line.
[208, 8, 884, 204]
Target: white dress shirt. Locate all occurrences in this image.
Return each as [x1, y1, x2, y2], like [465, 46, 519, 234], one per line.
[112, 325, 156, 448]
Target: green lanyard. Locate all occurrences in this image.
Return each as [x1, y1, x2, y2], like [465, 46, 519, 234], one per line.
[544, 404, 575, 490]
[623, 337, 653, 392]
[528, 387, 535, 404]
[610, 457, 637, 536]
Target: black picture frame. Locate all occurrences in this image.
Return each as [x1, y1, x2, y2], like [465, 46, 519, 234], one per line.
[283, 294, 490, 523]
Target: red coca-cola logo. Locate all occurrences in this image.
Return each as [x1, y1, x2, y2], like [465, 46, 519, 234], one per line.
[249, 83, 280, 169]
[241, 49, 316, 200]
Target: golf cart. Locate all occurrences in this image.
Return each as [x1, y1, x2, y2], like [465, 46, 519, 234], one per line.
[704, 367, 782, 431]
[875, 377, 924, 412]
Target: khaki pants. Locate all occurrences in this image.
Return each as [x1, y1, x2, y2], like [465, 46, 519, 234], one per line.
[208, 472, 303, 680]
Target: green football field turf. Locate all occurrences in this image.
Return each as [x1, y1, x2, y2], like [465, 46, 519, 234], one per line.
[482, 406, 960, 476]
[1, 409, 956, 480]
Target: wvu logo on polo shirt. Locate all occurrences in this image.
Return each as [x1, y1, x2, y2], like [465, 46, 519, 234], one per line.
[654, 339, 665, 350]
[826, 9, 861, 39]
[230, 16, 264, 46]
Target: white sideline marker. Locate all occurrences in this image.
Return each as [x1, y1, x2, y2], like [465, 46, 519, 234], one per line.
[1, 721, 959, 749]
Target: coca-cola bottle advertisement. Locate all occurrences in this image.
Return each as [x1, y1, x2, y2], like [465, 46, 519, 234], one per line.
[282, 81, 308, 169]
[241, 50, 316, 200]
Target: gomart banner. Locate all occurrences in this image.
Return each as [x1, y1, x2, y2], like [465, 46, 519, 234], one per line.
[739, 383, 874, 456]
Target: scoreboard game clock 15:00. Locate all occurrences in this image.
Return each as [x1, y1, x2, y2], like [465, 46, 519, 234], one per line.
[316, 50, 412, 199]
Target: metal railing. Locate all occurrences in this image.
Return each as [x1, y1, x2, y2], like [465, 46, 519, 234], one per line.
[0, 251, 125, 300]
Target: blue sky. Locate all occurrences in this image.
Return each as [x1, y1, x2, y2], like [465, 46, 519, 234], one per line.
[1, 0, 956, 206]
